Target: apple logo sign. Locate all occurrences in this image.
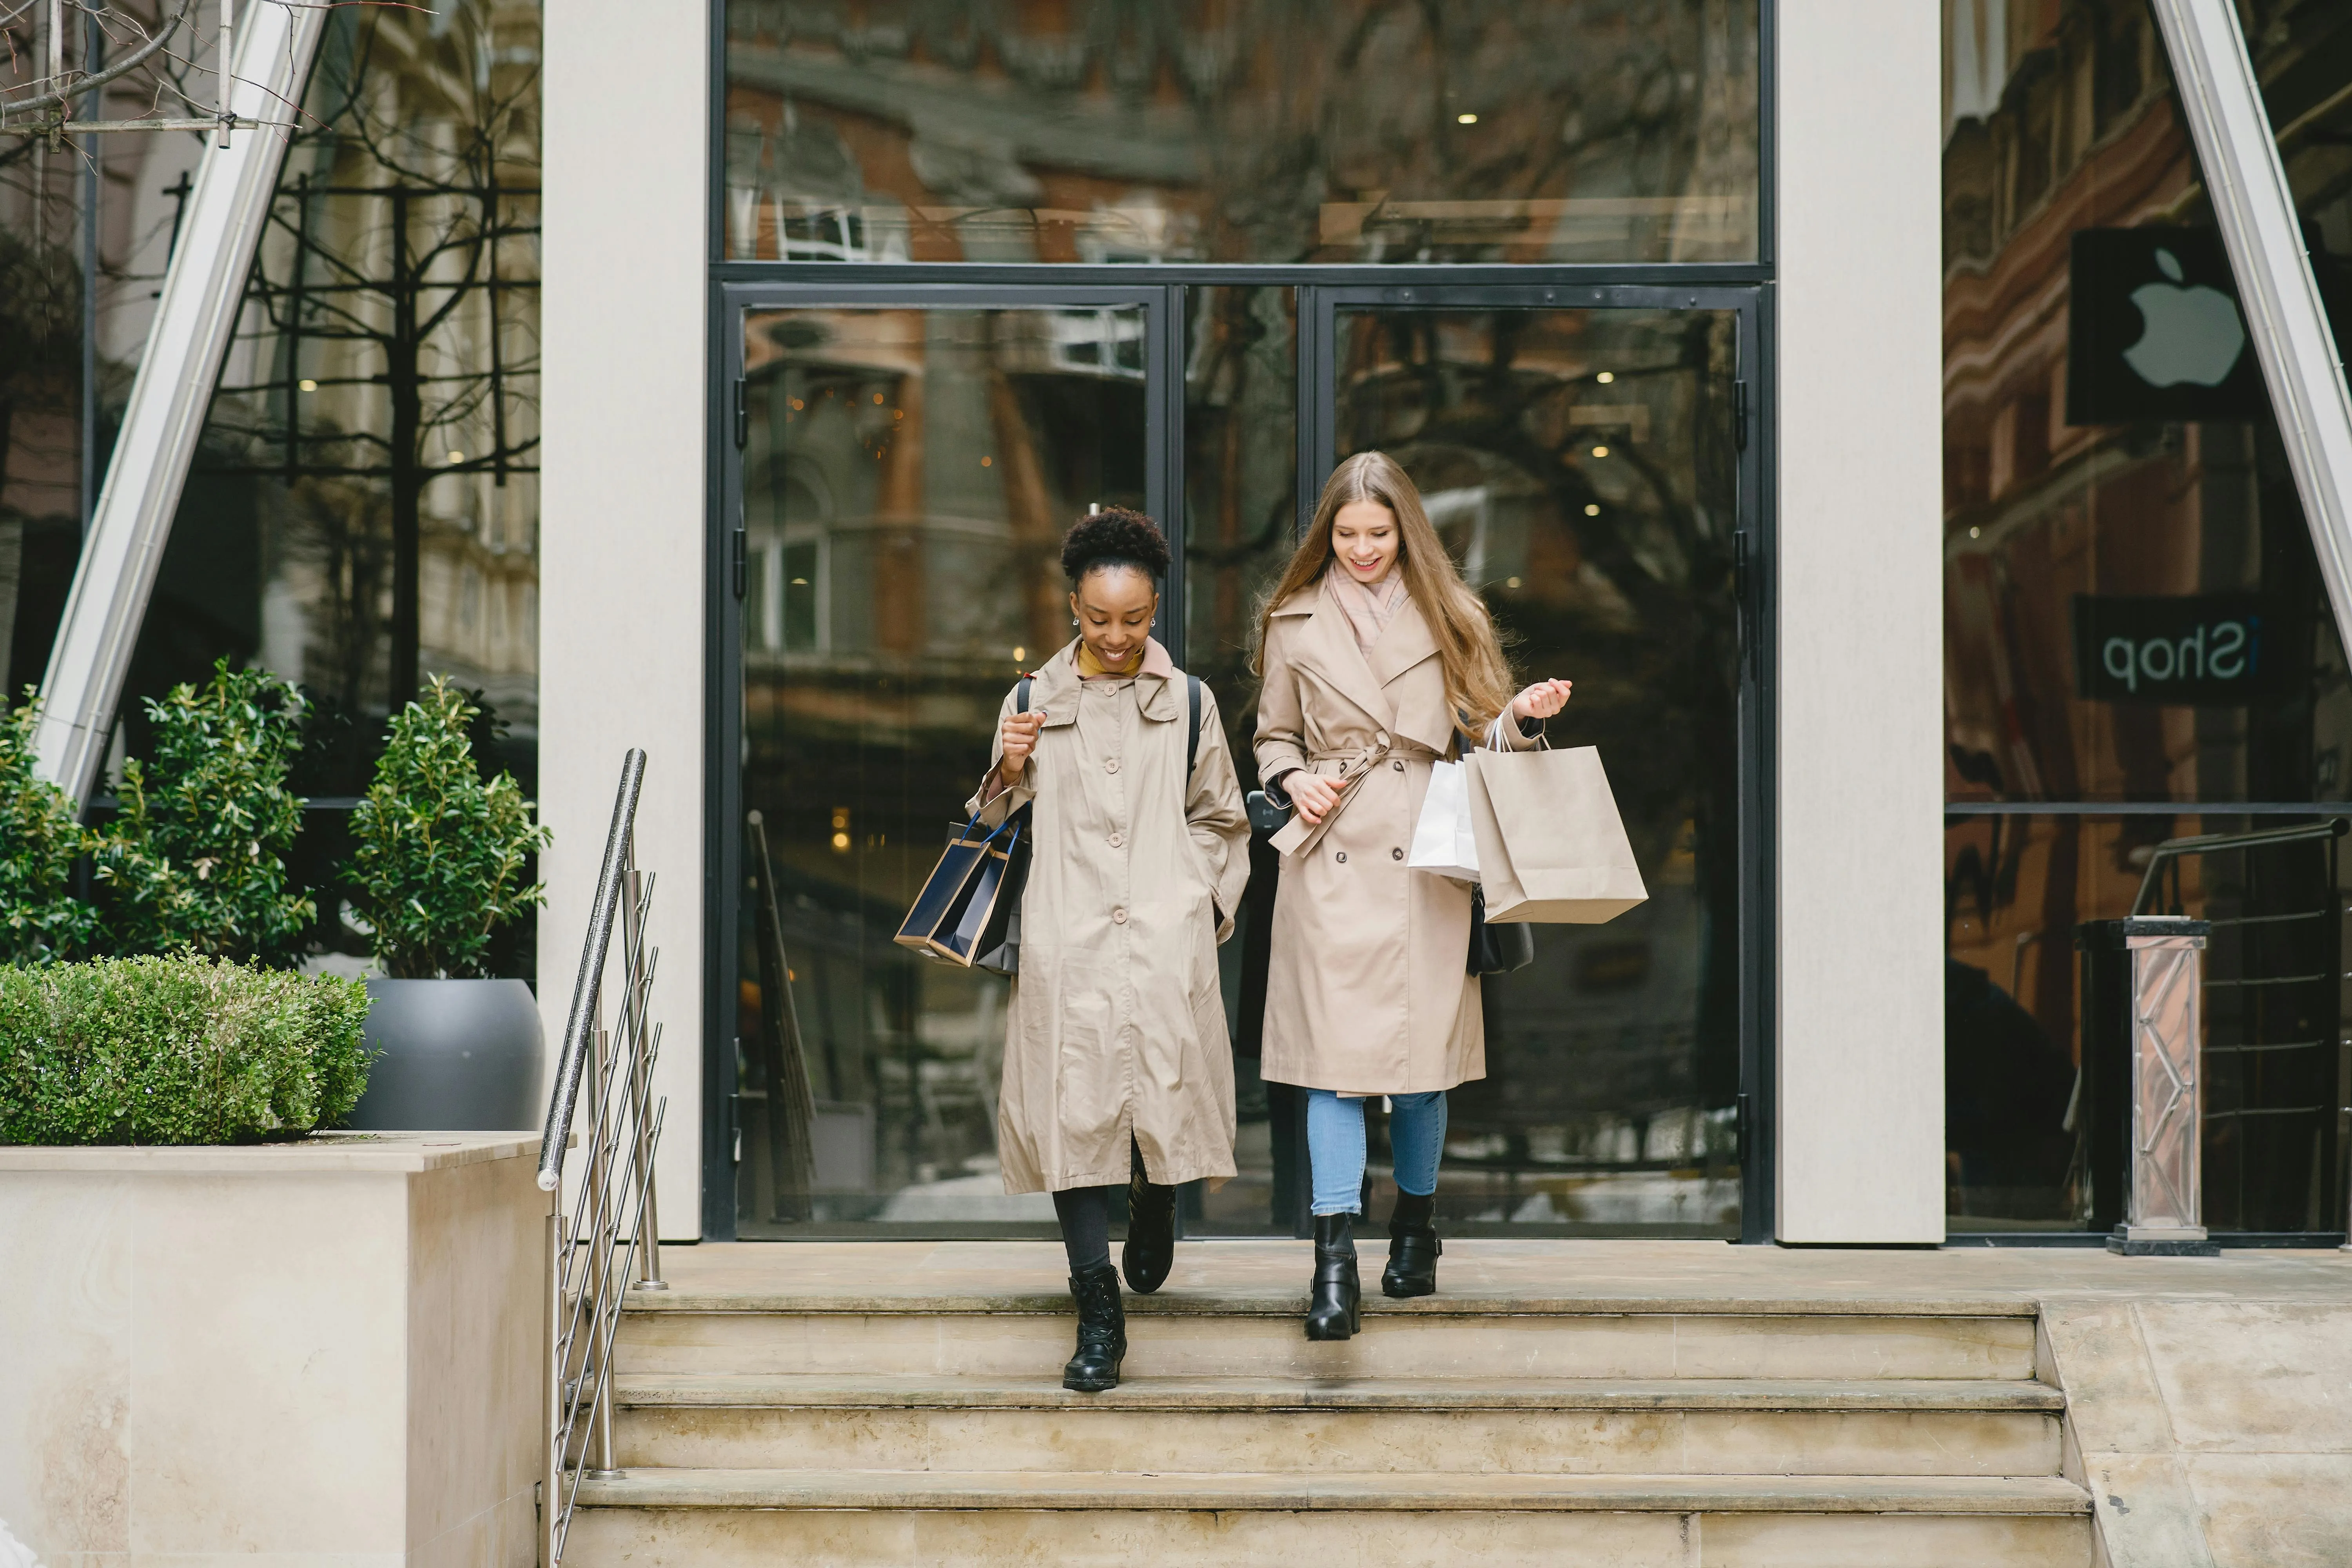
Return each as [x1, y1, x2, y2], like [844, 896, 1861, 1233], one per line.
[2123, 248, 2248, 388]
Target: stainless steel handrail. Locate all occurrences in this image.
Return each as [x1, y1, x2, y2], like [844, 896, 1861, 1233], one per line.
[539, 750, 664, 1568]
[540, 748, 645, 1193]
[2129, 818, 2348, 915]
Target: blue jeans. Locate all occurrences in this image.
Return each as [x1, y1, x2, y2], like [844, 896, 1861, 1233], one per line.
[1307, 1089, 1447, 1216]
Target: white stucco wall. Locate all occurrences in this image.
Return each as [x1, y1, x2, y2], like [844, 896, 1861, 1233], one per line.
[539, 9, 708, 1237]
[1772, 2, 1948, 1242]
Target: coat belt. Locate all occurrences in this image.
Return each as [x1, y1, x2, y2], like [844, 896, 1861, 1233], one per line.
[1271, 732, 1392, 860]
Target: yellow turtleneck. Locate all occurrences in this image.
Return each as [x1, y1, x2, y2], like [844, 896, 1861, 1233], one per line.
[1073, 641, 1143, 679]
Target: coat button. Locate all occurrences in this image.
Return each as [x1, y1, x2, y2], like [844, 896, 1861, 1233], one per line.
[1104, 758, 1120, 774]
[1392, 847, 1404, 860]
[1392, 759, 1405, 771]
[1336, 851, 1347, 864]
[1112, 907, 1128, 924]
[1108, 832, 1124, 849]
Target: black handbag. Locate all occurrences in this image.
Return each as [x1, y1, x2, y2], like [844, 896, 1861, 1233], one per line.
[1245, 772, 1294, 836]
[1467, 884, 1535, 975]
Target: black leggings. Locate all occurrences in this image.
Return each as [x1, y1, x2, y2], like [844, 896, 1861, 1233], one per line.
[1049, 1139, 1161, 1275]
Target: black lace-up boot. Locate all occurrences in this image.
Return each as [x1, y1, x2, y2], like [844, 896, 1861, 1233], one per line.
[1063, 1261, 1127, 1392]
[1303, 1212, 1361, 1340]
[1382, 1190, 1441, 1298]
[1122, 1167, 1176, 1294]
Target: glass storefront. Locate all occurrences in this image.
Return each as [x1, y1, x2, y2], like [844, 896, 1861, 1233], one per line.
[720, 1, 1760, 265]
[713, 2, 1768, 1239]
[1942, 0, 2352, 1234]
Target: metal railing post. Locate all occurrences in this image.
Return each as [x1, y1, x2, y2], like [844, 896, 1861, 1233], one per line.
[540, 1207, 562, 1568]
[2105, 920, 2216, 1257]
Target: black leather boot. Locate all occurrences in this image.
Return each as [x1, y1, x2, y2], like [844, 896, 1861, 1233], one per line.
[1062, 1261, 1127, 1392]
[1303, 1212, 1361, 1341]
[1121, 1167, 1176, 1295]
[1382, 1221, 1441, 1298]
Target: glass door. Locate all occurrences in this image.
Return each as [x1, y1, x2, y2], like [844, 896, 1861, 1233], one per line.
[1299, 285, 1766, 1239]
[712, 281, 1768, 1242]
[718, 286, 1174, 1236]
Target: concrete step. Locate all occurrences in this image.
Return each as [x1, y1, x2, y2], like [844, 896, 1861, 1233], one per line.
[610, 1373, 2064, 1478]
[565, 1468, 2094, 1567]
[617, 1294, 2039, 1382]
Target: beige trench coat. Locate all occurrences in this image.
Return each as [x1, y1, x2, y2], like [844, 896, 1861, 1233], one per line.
[1254, 577, 1535, 1095]
[967, 637, 1251, 1194]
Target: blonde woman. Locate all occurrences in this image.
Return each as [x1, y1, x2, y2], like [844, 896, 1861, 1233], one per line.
[969, 508, 1251, 1390]
[1253, 452, 1573, 1339]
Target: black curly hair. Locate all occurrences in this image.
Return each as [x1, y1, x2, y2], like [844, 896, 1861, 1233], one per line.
[1060, 507, 1169, 584]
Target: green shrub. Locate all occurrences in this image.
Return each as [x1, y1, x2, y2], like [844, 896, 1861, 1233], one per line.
[0, 955, 371, 1145]
[346, 676, 549, 979]
[0, 691, 99, 965]
[95, 661, 315, 965]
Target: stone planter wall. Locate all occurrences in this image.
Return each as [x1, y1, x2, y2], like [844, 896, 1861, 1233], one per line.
[0, 1134, 547, 1568]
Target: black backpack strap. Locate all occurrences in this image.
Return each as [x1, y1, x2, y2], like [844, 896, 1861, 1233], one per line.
[1016, 675, 1033, 714]
[1186, 675, 1202, 780]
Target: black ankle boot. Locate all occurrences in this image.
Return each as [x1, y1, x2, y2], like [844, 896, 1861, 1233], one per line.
[1382, 1195, 1441, 1299]
[1063, 1262, 1127, 1392]
[1121, 1169, 1176, 1295]
[1304, 1213, 1361, 1341]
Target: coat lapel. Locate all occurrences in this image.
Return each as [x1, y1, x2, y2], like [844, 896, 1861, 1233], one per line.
[1367, 597, 1456, 756]
[1135, 637, 1181, 725]
[1282, 577, 1397, 733]
[1029, 642, 1083, 728]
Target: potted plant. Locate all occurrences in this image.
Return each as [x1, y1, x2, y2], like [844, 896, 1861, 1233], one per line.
[341, 677, 550, 1130]
[93, 661, 316, 965]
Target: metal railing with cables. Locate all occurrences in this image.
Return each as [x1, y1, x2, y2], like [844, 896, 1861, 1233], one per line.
[538, 749, 665, 1567]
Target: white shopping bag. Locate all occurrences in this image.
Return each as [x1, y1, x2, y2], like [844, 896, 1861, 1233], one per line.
[1407, 759, 1481, 882]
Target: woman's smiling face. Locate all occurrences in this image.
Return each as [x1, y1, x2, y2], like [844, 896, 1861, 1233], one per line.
[1069, 564, 1158, 668]
[1330, 500, 1401, 583]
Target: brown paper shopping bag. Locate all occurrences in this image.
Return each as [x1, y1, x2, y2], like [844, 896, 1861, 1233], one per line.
[1463, 743, 1648, 923]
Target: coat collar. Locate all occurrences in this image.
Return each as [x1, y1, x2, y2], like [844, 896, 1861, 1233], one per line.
[1026, 636, 1178, 726]
[1272, 575, 1452, 753]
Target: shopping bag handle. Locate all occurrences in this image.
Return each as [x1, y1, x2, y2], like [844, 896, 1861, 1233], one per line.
[1482, 713, 1550, 753]
[954, 807, 1027, 848]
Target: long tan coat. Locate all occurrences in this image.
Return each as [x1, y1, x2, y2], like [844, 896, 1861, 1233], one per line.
[968, 638, 1251, 1194]
[1254, 577, 1533, 1095]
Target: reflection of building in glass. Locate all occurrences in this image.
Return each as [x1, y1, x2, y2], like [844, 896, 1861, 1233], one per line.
[1336, 305, 1744, 1232]
[1941, 0, 2352, 1231]
[195, 1, 543, 773]
[721, 1, 1759, 265]
[735, 307, 1149, 1231]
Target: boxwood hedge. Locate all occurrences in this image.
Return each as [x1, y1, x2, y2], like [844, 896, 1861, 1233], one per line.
[0, 956, 372, 1145]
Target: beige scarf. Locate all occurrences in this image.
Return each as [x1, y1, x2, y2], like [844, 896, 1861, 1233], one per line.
[1328, 568, 1408, 655]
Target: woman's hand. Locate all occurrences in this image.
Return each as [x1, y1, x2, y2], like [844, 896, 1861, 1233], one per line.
[1285, 771, 1345, 826]
[1509, 678, 1574, 722]
[998, 709, 1046, 783]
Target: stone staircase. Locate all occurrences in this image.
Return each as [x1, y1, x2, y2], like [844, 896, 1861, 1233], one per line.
[566, 1250, 2092, 1567]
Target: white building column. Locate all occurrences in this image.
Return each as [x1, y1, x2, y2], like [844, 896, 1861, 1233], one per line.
[540, 9, 709, 1236]
[1771, 2, 1947, 1242]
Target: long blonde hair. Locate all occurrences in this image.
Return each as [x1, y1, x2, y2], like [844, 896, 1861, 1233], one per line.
[1253, 451, 1515, 735]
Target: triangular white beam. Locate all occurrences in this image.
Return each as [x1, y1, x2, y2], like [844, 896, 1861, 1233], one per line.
[32, 2, 327, 806]
[2153, 0, 2352, 662]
